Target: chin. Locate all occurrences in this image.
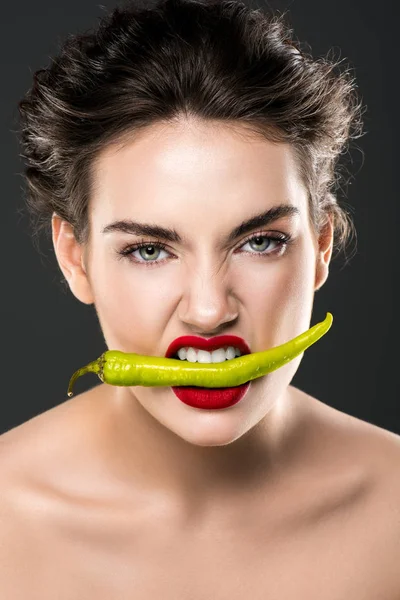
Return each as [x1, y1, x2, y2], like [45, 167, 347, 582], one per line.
[172, 418, 251, 447]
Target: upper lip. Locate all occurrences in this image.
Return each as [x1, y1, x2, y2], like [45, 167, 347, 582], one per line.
[165, 335, 251, 358]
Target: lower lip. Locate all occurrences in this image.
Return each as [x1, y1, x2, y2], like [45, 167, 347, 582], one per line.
[171, 381, 251, 409]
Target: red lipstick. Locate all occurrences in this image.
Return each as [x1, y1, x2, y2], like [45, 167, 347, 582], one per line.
[165, 335, 251, 358]
[165, 335, 252, 410]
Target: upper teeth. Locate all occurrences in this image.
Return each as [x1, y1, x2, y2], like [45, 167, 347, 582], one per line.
[175, 346, 242, 363]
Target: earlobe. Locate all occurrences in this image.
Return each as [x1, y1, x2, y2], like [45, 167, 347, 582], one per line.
[51, 212, 94, 305]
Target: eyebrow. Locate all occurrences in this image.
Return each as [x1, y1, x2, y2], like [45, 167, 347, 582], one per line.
[101, 203, 300, 248]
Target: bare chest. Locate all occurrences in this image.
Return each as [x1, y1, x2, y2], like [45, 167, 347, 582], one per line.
[3, 492, 399, 600]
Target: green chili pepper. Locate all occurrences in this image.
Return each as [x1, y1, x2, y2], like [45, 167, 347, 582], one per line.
[67, 312, 333, 397]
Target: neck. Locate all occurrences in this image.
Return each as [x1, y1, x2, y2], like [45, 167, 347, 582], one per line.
[89, 383, 305, 522]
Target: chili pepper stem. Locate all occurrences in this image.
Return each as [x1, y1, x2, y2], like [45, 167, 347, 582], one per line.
[67, 353, 105, 397]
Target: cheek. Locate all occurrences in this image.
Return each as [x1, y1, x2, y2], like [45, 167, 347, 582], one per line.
[90, 255, 178, 353]
[238, 260, 295, 326]
[238, 242, 315, 346]
[237, 244, 311, 298]
[95, 293, 170, 354]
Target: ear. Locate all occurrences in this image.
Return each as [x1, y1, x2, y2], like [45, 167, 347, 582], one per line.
[314, 214, 334, 292]
[51, 212, 94, 305]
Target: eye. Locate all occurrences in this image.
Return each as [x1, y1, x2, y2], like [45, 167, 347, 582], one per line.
[117, 231, 294, 267]
[117, 241, 170, 267]
[238, 232, 291, 256]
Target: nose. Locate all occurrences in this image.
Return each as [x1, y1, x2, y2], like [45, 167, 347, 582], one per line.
[177, 265, 239, 336]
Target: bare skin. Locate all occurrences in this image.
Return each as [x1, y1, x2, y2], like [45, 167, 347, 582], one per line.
[1, 383, 400, 600]
[3, 119, 399, 597]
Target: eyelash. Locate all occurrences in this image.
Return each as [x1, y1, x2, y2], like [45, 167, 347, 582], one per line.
[117, 230, 294, 268]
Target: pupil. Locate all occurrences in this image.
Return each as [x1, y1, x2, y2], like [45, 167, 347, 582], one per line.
[141, 245, 157, 258]
[253, 236, 267, 248]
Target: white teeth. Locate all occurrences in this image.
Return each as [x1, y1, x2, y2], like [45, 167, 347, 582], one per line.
[177, 347, 188, 361]
[176, 346, 242, 363]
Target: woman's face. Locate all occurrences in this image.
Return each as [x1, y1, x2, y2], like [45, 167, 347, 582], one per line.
[53, 119, 332, 447]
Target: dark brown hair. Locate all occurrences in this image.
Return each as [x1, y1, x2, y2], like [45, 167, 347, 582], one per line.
[17, 0, 364, 268]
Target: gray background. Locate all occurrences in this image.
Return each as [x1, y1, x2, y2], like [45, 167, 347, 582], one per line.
[1, 0, 398, 435]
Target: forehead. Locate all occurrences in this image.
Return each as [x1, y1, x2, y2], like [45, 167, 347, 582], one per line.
[90, 120, 308, 223]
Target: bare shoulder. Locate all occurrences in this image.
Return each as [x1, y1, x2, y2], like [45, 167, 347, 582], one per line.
[0, 388, 105, 582]
[293, 385, 400, 461]
[302, 385, 400, 488]
[0, 385, 103, 511]
[294, 386, 400, 561]
[337, 404, 400, 584]
[0, 387, 88, 462]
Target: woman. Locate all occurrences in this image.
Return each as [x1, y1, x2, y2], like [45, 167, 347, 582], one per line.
[1, 0, 399, 596]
